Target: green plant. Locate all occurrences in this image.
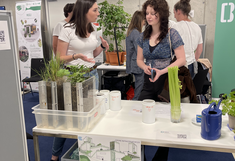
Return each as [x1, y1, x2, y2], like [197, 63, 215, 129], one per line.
[97, 0, 131, 52]
[37, 54, 69, 84]
[66, 65, 91, 85]
[209, 91, 235, 116]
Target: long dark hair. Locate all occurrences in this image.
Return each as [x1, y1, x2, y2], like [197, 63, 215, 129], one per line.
[68, 0, 96, 38]
[174, 0, 191, 16]
[63, 3, 74, 18]
[127, 11, 145, 36]
[142, 0, 169, 42]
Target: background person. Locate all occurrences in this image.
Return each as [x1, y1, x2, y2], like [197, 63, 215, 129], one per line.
[172, 0, 203, 78]
[51, 0, 109, 160]
[52, 3, 74, 55]
[137, 0, 186, 159]
[126, 10, 145, 100]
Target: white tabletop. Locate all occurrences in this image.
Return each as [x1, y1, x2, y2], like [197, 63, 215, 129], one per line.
[33, 100, 235, 153]
[97, 63, 126, 70]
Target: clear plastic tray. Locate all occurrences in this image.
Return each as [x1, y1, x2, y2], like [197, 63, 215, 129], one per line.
[32, 98, 104, 132]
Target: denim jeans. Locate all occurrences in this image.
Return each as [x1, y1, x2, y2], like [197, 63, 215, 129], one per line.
[132, 72, 144, 100]
[83, 68, 99, 90]
[188, 63, 195, 79]
[52, 137, 66, 156]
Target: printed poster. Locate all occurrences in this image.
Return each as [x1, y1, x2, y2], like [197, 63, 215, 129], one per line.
[0, 21, 11, 50]
[15, 1, 43, 91]
[77, 135, 141, 161]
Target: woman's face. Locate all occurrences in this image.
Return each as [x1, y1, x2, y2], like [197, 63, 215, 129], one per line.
[146, 5, 160, 26]
[86, 2, 99, 23]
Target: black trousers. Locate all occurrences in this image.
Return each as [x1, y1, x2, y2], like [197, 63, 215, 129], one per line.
[138, 73, 167, 101]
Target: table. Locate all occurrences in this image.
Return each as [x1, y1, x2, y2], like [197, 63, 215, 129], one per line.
[97, 63, 126, 90]
[33, 101, 235, 161]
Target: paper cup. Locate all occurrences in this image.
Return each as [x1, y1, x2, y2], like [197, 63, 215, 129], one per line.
[100, 90, 110, 110]
[109, 90, 121, 111]
[142, 99, 155, 124]
[96, 93, 106, 114]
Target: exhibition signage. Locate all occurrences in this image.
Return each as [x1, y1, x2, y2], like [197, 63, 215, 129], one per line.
[15, 0, 43, 91]
[212, 0, 235, 97]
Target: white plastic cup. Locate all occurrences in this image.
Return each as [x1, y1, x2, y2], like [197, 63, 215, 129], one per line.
[109, 90, 121, 111]
[142, 99, 155, 124]
[96, 93, 106, 114]
[100, 90, 110, 110]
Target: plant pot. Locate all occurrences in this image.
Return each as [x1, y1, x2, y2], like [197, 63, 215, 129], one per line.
[121, 51, 126, 63]
[105, 51, 110, 64]
[109, 51, 123, 65]
[228, 114, 235, 129]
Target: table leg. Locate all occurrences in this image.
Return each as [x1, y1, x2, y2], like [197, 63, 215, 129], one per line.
[97, 69, 102, 90]
[33, 132, 40, 161]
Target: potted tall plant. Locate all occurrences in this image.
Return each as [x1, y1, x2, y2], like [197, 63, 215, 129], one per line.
[97, 0, 131, 65]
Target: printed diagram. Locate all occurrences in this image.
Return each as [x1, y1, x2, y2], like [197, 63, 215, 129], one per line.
[22, 23, 40, 41]
[78, 136, 140, 161]
[0, 31, 5, 43]
[19, 46, 29, 62]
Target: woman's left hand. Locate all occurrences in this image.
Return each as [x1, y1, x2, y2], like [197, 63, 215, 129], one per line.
[149, 68, 163, 82]
[100, 36, 109, 52]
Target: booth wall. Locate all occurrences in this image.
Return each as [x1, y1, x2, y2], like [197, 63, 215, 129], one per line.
[1, 0, 217, 64]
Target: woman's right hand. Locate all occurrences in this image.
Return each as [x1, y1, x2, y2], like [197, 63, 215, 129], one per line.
[143, 65, 151, 75]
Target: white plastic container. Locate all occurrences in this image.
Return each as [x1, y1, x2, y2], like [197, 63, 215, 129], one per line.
[100, 90, 110, 110]
[109, 90, 121, 111]
[142, 99, 156, 124]
[32, 98, 104, 132]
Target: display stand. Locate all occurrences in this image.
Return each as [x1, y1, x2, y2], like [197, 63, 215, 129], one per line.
[0, 11, 28, 161]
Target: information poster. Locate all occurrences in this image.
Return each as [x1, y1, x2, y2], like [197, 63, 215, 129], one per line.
[15, 1, 43, 91]
[77, 135, 141, 161]
[0, 21, 11, 50]
[212, 0, 235, 97]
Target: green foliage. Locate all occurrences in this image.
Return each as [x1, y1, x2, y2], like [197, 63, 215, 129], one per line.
[121, 155, 132, 161]
[38, 54, 67, 82]
[67, 65, 90, 85]
[210, 91, 235, 117]
[85, 150, 92, 155]
[97, 0, 131, 51]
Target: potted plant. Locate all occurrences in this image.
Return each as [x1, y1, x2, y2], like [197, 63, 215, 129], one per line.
[97, 0, 131, 65]
[210, 91, 235, 129]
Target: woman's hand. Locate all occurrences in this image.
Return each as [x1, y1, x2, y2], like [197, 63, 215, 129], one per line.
[143, 65, 151, 75]
[79, 54, 95, 63]
[149, 68, 163, 82]
[100, 36, 109, 52]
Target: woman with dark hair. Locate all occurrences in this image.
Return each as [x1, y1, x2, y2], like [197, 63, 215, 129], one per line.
[137, 0, 186, 102]
[126, 10, 145, 100]
[137, 1, 186, 159]
[53, 3, 74, 55]
[173, 0, 203, 78]
[51, 0, 108, 160]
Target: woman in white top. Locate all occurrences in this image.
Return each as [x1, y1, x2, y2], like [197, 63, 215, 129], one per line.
[51, 0, 109, 160]
[53, 3, 74, 55]
[173, 0, 203, 78]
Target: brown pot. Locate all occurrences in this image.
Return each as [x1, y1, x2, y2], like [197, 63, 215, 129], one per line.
[108, 51, 124, 65]
[105, 52, 110, 64]
[121, 51, 126, 63]
[228, 114, 235, 129]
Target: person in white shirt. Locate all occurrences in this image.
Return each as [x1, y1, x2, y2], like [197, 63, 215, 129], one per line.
[50, 0, 109, 161]
[172, 0, 203, 78]
[53, 3, 74, 55]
